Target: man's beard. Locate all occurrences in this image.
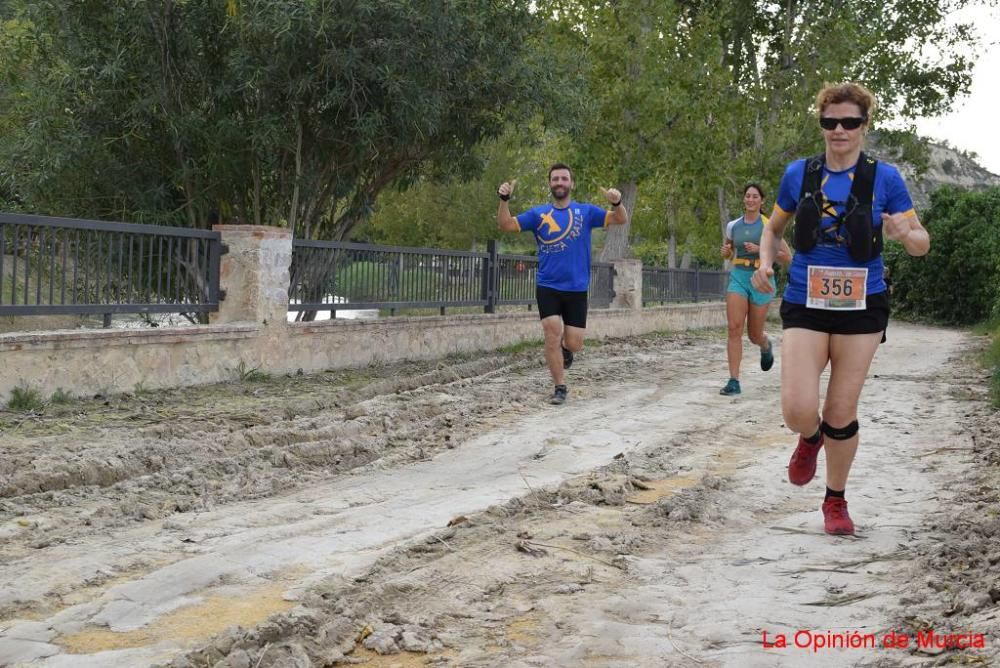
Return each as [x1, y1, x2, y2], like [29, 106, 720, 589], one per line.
[550, 186, 569, 199]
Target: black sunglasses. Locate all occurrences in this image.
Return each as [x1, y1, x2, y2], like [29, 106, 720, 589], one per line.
[819, 116, 867, 131]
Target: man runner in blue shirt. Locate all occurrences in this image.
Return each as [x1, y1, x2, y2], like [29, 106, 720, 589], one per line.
[497, 163, 629, 404]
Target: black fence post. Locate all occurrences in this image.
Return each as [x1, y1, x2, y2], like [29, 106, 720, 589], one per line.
[483, 239, 498, 313]
[208, 239, 224, 304]
[693, 267, 701, 303]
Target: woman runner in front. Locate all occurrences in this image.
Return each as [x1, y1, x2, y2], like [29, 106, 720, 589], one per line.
[752, 82, 930, 535]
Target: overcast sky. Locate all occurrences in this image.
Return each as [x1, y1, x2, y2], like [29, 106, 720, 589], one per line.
[912, 3, 1000, 174]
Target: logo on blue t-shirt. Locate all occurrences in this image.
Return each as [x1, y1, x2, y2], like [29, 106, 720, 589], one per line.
[535, 207, 584, 253]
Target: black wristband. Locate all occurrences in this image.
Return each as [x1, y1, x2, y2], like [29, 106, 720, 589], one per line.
[610, 199, 622, 207]
[498, 191, 511, 202]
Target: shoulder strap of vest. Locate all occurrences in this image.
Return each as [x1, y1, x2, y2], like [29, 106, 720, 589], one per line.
[799, 154, 825, 200]
[850, 151, 877, 204]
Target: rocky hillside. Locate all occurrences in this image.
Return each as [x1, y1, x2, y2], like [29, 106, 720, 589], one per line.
[873, 138, 1000, 210]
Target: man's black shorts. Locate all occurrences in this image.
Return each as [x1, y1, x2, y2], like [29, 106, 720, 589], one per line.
[780, 291, 889, 341]
[536, 286, 589, 328]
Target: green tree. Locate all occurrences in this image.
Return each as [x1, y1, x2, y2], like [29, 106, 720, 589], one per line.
[540, 0, 981, 263]
[701, 0, 978, 239]
[364, 125, 565, 253]
[0, 0, 544, 239]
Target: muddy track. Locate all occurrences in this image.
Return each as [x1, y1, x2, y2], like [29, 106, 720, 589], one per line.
[0, 333, 711, 621]
[0, 355, 536, 560]
[0, 324, 996, 668]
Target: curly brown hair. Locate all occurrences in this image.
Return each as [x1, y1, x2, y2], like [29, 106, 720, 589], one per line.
[815, 82, 877, 120]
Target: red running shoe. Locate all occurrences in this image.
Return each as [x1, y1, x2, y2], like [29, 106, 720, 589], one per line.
[787, 433, 824, 486]
[822, 497, 855, 535]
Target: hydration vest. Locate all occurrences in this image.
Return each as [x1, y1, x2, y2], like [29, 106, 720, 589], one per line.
[793, 152, 881, 262]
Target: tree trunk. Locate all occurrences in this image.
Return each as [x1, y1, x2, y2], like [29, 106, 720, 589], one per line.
[598, 182, 637, 262]
[680, 250, 692, 270]
[718, 186, 732, 270]
[717, 186, 731, 237]
[289, 116, 303, 233]
[665, 203, 678, 269]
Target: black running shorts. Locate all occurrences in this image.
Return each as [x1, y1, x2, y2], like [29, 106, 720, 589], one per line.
[780, 291, 890, 341]
[536, 286, 589, 329]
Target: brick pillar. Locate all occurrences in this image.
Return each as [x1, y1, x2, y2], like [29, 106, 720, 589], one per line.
[611, 259, 643, 310]
[210, 226, 292, 329]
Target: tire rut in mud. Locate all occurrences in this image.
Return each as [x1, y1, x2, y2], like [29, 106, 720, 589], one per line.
[0, 354, 538, 561]
[160, 451, 739, 668]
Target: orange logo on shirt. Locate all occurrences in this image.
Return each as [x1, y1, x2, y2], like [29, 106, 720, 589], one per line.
[538, 209, 574, 245]
[540, 211, 561, 234]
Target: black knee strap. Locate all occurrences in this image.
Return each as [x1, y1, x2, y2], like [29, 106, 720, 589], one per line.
[820, 420, 859, 440]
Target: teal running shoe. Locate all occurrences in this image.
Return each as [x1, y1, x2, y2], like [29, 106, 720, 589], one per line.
[719, 378, 741, 396]
[761, 340, 774, 372]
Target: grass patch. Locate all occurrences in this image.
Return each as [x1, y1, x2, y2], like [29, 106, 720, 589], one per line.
[498, 338, 544, 354]
[969, 317, 1000, 408]
[985, 328, 1000, 408]
[7, 385, 44, 412]
[637, 329, 675, 338]
[972, 316, 1000, 336]
[49, 388, 74, 405]
[132, 381, 154, 396]
[233, 360, 272, 383]
[377, 304, 536, 317]
[967, 316, 1000, 408]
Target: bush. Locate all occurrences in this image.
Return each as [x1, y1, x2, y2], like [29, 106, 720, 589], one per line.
[49, 388, 74, 404]
[7, 385, 44, 412]
[886, 186, 1000, 325]
[980, 320, 1000, 408]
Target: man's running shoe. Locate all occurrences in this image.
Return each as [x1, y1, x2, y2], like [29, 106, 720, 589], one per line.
[822, 497, 855, 535]
[760, 340, 774, 371]
[788, 433, 824, 486]
[550, 385, 568, 405]
[562, 345, 574, 370]
[719, 378, 741, 395]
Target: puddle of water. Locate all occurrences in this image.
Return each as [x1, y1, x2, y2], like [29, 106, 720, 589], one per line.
[626, 446, 754, 505]
[57, 583, 295, 654]
[506, 611, 541, 646]
[350, 646, 456, 666]
[752, 432, 793, 449]
[1, 556, 179, 626]
[626, 475, 700, 504]
[584, 654, 639, 666]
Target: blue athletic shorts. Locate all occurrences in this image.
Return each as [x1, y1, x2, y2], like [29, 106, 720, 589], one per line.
[727, 267, 775, 306]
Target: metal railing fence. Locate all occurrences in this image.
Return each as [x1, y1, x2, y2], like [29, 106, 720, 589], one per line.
[288, 240, 490, 315]
[493, 255, 614, 308]
[2, 211, 730, 324]
[642, 266, 728, 304]
[589, 262, 615, 308]
[288, 240, 619, 316]
[495, 253, 537, 306]
[0, 213, 223, 323]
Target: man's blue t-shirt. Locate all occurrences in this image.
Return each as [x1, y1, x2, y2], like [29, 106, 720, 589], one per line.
[775, 158, 915, 304]
[516, 201, 610, 292]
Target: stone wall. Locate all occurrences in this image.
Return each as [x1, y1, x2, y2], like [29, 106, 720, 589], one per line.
[0, 226, 728, 403]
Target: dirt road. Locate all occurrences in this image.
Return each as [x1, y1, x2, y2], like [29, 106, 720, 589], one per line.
[0, 322, 996, 667]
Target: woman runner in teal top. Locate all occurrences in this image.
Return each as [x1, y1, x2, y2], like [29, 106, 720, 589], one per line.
[719, 183, 791, 396]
